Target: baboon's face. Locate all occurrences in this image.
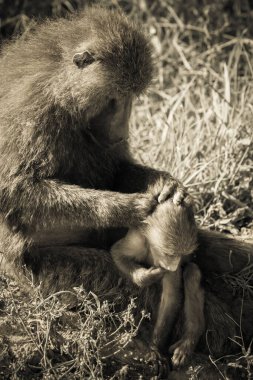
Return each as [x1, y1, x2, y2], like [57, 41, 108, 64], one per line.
[152, 250, 182, 272]
[54, 10, 152, 120]
[51, 42, 136, 130]
[65, 42, 135, 137]
[150, 247, 194, 272]
[88, 95, 132, 143]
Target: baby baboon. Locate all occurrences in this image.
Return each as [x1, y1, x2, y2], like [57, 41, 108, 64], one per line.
[111, 201, 205, 366]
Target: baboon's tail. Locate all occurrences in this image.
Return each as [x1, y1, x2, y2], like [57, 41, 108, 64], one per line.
[195, 229, 253, 275]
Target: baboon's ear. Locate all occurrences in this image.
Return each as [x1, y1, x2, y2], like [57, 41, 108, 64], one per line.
[73, 51, 95, 68]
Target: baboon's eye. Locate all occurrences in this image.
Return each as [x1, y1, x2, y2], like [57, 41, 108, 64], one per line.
[73, 51, 95, 69]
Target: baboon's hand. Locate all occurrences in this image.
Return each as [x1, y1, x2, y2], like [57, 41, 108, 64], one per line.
[134, 193, 158, 220]
[149, 176, 192, 207]
[132, 267, 165, 287]
[158, 180, 189, 206]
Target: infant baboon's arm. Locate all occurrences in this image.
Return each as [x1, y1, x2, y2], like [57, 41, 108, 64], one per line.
[112, 228, 165, 287]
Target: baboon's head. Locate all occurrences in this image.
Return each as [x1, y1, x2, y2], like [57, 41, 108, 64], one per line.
[1, 7, 153, 138]
[146, 202, 198, 271]
[49, 7, 153, 126]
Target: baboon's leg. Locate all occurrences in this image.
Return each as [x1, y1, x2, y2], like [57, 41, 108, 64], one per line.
[152, 268, 182, 351]
[0, 219, 33, 290]
[170, 263, 205, 367]
[23, 246, 127, 300]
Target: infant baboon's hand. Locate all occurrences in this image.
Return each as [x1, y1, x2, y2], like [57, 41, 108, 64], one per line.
[149, 176, 192, 207]
[132, 267, 165, 287]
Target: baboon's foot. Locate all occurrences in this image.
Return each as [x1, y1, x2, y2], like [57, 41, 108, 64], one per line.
[169, 337, 195, 367]
[145, 348, 169, 379]
[114, 338, 170, 378]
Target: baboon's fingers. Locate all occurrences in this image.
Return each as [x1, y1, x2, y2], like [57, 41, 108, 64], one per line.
[157, 181, 189, 207]
[143, 267, 166, 285]
[168, 341, 179, 354]
[145, 349, 170, 379]
[148, 267, 166, 276]
[171, 349, 187, 367]
[172, 188, 186, 205]
[182, 194, 193, 207]
[157, 182, 177, 203]
[133, 266, 165, 287]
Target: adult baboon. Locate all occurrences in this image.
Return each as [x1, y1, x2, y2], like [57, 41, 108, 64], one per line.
[0, 6, 187, 284]
[0, 5, 252, 376]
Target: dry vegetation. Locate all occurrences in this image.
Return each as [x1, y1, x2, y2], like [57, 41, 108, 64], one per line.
[0, 0, 253, 379]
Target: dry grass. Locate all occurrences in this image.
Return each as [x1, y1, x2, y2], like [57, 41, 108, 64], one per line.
[129, 1, 253, 235]
[0, 0, 253, 379]
[0, 276, 148, 379]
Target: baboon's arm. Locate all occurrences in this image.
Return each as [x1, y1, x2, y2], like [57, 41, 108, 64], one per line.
[115, 161, 178, 192]
[113, 253, 165, 287]
[1, 179, 155, 232]
[115, 161, 191, 205]
[111, 229, 165, 287]
[111, 243, 164, 287]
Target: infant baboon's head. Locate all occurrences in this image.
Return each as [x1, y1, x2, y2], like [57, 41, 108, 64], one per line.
[145, 202, 198, 271]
